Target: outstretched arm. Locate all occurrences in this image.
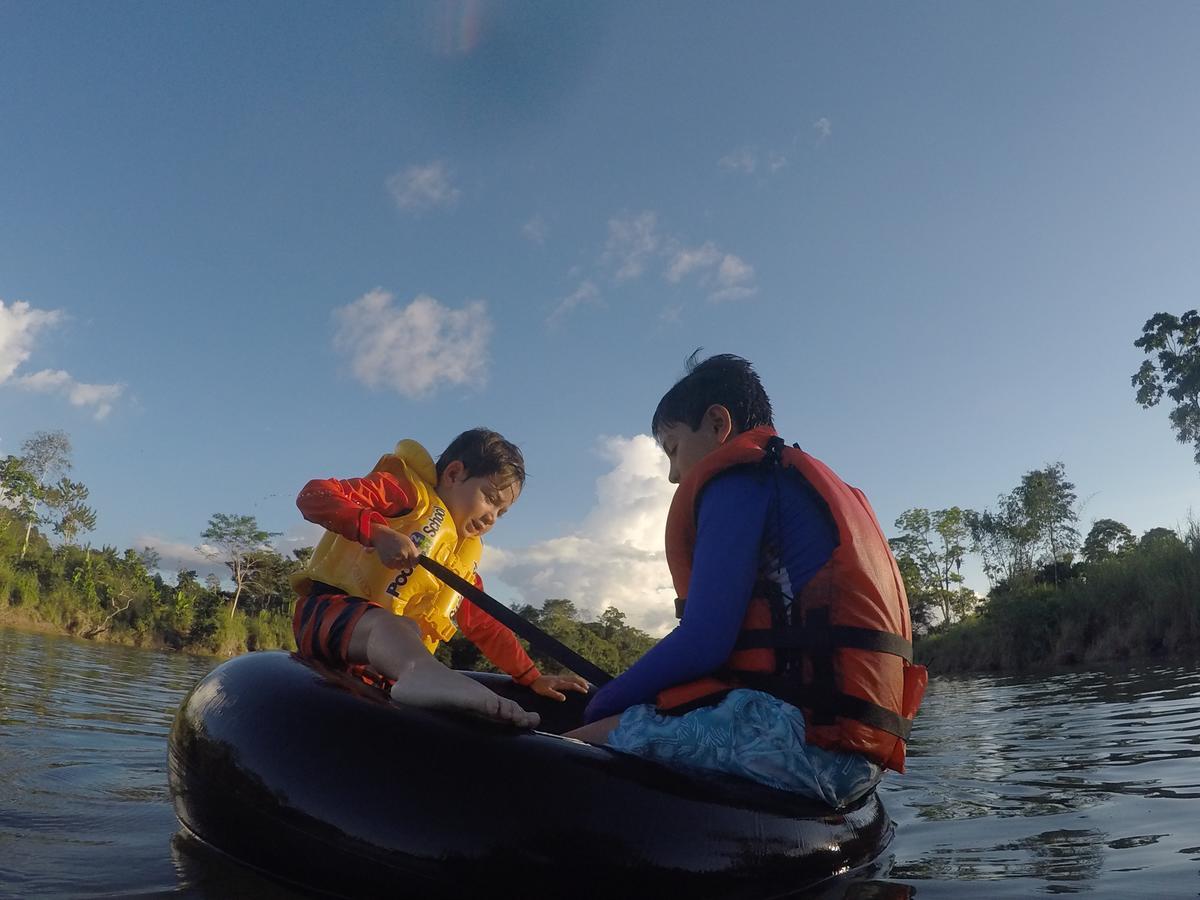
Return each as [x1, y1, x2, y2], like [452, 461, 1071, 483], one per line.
[457, 579, 589, 699]
[582, 472, 770, 722]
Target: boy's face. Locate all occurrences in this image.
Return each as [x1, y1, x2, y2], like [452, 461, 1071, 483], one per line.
[438, 461, 521, 538]
[657, 405, 734, 485]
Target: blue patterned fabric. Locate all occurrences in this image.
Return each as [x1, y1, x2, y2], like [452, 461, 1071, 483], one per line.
[605, 688, 881, 807]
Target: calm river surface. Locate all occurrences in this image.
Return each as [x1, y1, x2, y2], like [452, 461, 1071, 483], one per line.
[1, 626, 1198, 898]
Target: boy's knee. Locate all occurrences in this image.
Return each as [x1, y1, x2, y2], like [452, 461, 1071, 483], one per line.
[356, 609, 425, 679]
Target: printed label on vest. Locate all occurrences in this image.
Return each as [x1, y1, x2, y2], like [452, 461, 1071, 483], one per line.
[384, 504, 447, 598]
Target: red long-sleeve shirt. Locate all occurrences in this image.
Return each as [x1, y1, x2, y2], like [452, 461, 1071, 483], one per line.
[296, 472, 540, 685]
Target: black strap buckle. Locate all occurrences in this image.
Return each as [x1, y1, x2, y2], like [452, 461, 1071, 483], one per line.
[764, 435, 786, 466]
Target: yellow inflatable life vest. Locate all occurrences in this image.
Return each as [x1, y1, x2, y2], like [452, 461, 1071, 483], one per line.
[291, 439, 482, 653]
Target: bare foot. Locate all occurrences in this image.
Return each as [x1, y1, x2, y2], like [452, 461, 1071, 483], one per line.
[350, 608, 539, 728]
[390, 656, 540, 729]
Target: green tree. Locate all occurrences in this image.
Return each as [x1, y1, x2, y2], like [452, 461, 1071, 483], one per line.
[200, 513, 280, 618]
[1019, 462, 1079, 583]
[895, 555, 937, 634]
[965, 494, 1038, 589]
[45, 477, 97, 545]
[1132, 310, 1200, 467]
[889, 507, 971, 625]
[18, 430, 72, 559]
[238, 547, 300, 614]
[1140, 526, 1181, 548]
[0, 455, 40, 541]
[1081, 519, 1136, 564]
[138, 546, 162, 572]
[968, 463, 1080, 590]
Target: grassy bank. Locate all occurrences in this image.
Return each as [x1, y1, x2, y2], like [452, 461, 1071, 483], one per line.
[0, 510, 297, 658]
[917, 533, 1200, 673]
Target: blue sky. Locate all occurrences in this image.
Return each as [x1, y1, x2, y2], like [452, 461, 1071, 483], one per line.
[2, 2, 1199, 632]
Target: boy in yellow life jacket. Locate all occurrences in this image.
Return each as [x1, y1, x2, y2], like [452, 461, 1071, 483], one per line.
[291, 428, 587, 726]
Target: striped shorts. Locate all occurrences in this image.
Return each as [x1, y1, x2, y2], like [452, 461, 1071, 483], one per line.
[292, 587, 381, 670]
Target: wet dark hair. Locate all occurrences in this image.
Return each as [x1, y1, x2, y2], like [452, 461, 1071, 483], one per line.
[436, 428, 526, 489]
[651, 351, 774, 440]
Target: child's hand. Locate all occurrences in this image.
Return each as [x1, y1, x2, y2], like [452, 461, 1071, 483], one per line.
[369, 525, 421, 570]
[528, 673, 590, 702]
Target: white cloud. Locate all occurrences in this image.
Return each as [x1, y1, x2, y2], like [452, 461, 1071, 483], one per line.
[814, 117, 832, 142]
[386, 161, 461, 211]
[483, 435, 681, 636]
[0, 299, 62, 382]
[666, 241, 722, 283]
[604, 211, 660, 281]
[522, 214, 548, 245]
[719, 146, 757, 174]
[136, 534, 227, 581]
[721, 146, 789, 175]
[547, 281, 602, 328]
[332, 289, 491, 399]
[13, 369, 124, 420]
[13, 368, 71, 391]
[0, 298, 124, 419]
[663, 242, 758, 302]
[710, 253, 757, 302]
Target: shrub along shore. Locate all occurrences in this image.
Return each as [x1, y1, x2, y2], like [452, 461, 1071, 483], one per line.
[917, 532, 1200, 673]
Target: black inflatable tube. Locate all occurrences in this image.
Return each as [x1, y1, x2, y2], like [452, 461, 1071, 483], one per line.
[168, 652, 892, 899]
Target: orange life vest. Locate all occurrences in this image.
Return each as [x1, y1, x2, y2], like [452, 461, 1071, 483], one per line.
[656, 427, 927, 772]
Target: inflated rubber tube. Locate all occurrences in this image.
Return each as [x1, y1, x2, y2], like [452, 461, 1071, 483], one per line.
[168, 652, 892, 899]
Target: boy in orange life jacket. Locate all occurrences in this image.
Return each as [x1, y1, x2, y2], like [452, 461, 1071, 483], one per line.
[291, 428, 588, 727]
[566, 354, 925, 806]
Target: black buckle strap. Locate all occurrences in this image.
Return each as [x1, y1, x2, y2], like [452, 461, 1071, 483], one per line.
[829, 691, 913, 741]
[730, 673, 913, 741]
[734, 625, 914, 662]
[763, 435, 786, 466]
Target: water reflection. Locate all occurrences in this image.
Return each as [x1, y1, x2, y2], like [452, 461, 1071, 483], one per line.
[170, 832, 304, 899]
[0, 627, 220, 899]
[867, 659, 1200, 897]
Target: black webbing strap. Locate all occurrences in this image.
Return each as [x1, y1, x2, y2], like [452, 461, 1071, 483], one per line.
[734, 625, 914, 662]
[804, 607, 837, 725]
[830, 691, 913, 741]
[730, 673, 913, 741]
[416, 555, 613, 687]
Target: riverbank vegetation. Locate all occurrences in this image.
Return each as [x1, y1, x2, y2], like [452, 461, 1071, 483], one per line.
[895, 459, 1200, 673]
[913, 524, 1200, 672]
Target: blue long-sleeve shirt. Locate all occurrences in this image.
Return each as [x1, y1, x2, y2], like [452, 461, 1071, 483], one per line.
[584, 465, 837, 723]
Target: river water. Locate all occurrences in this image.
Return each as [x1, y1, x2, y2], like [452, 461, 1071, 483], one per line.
[1, 626, 1198, 898]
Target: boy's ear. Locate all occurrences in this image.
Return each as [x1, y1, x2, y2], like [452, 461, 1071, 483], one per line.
[442, 460, 466, 483]
[705, 405, 734, 444]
